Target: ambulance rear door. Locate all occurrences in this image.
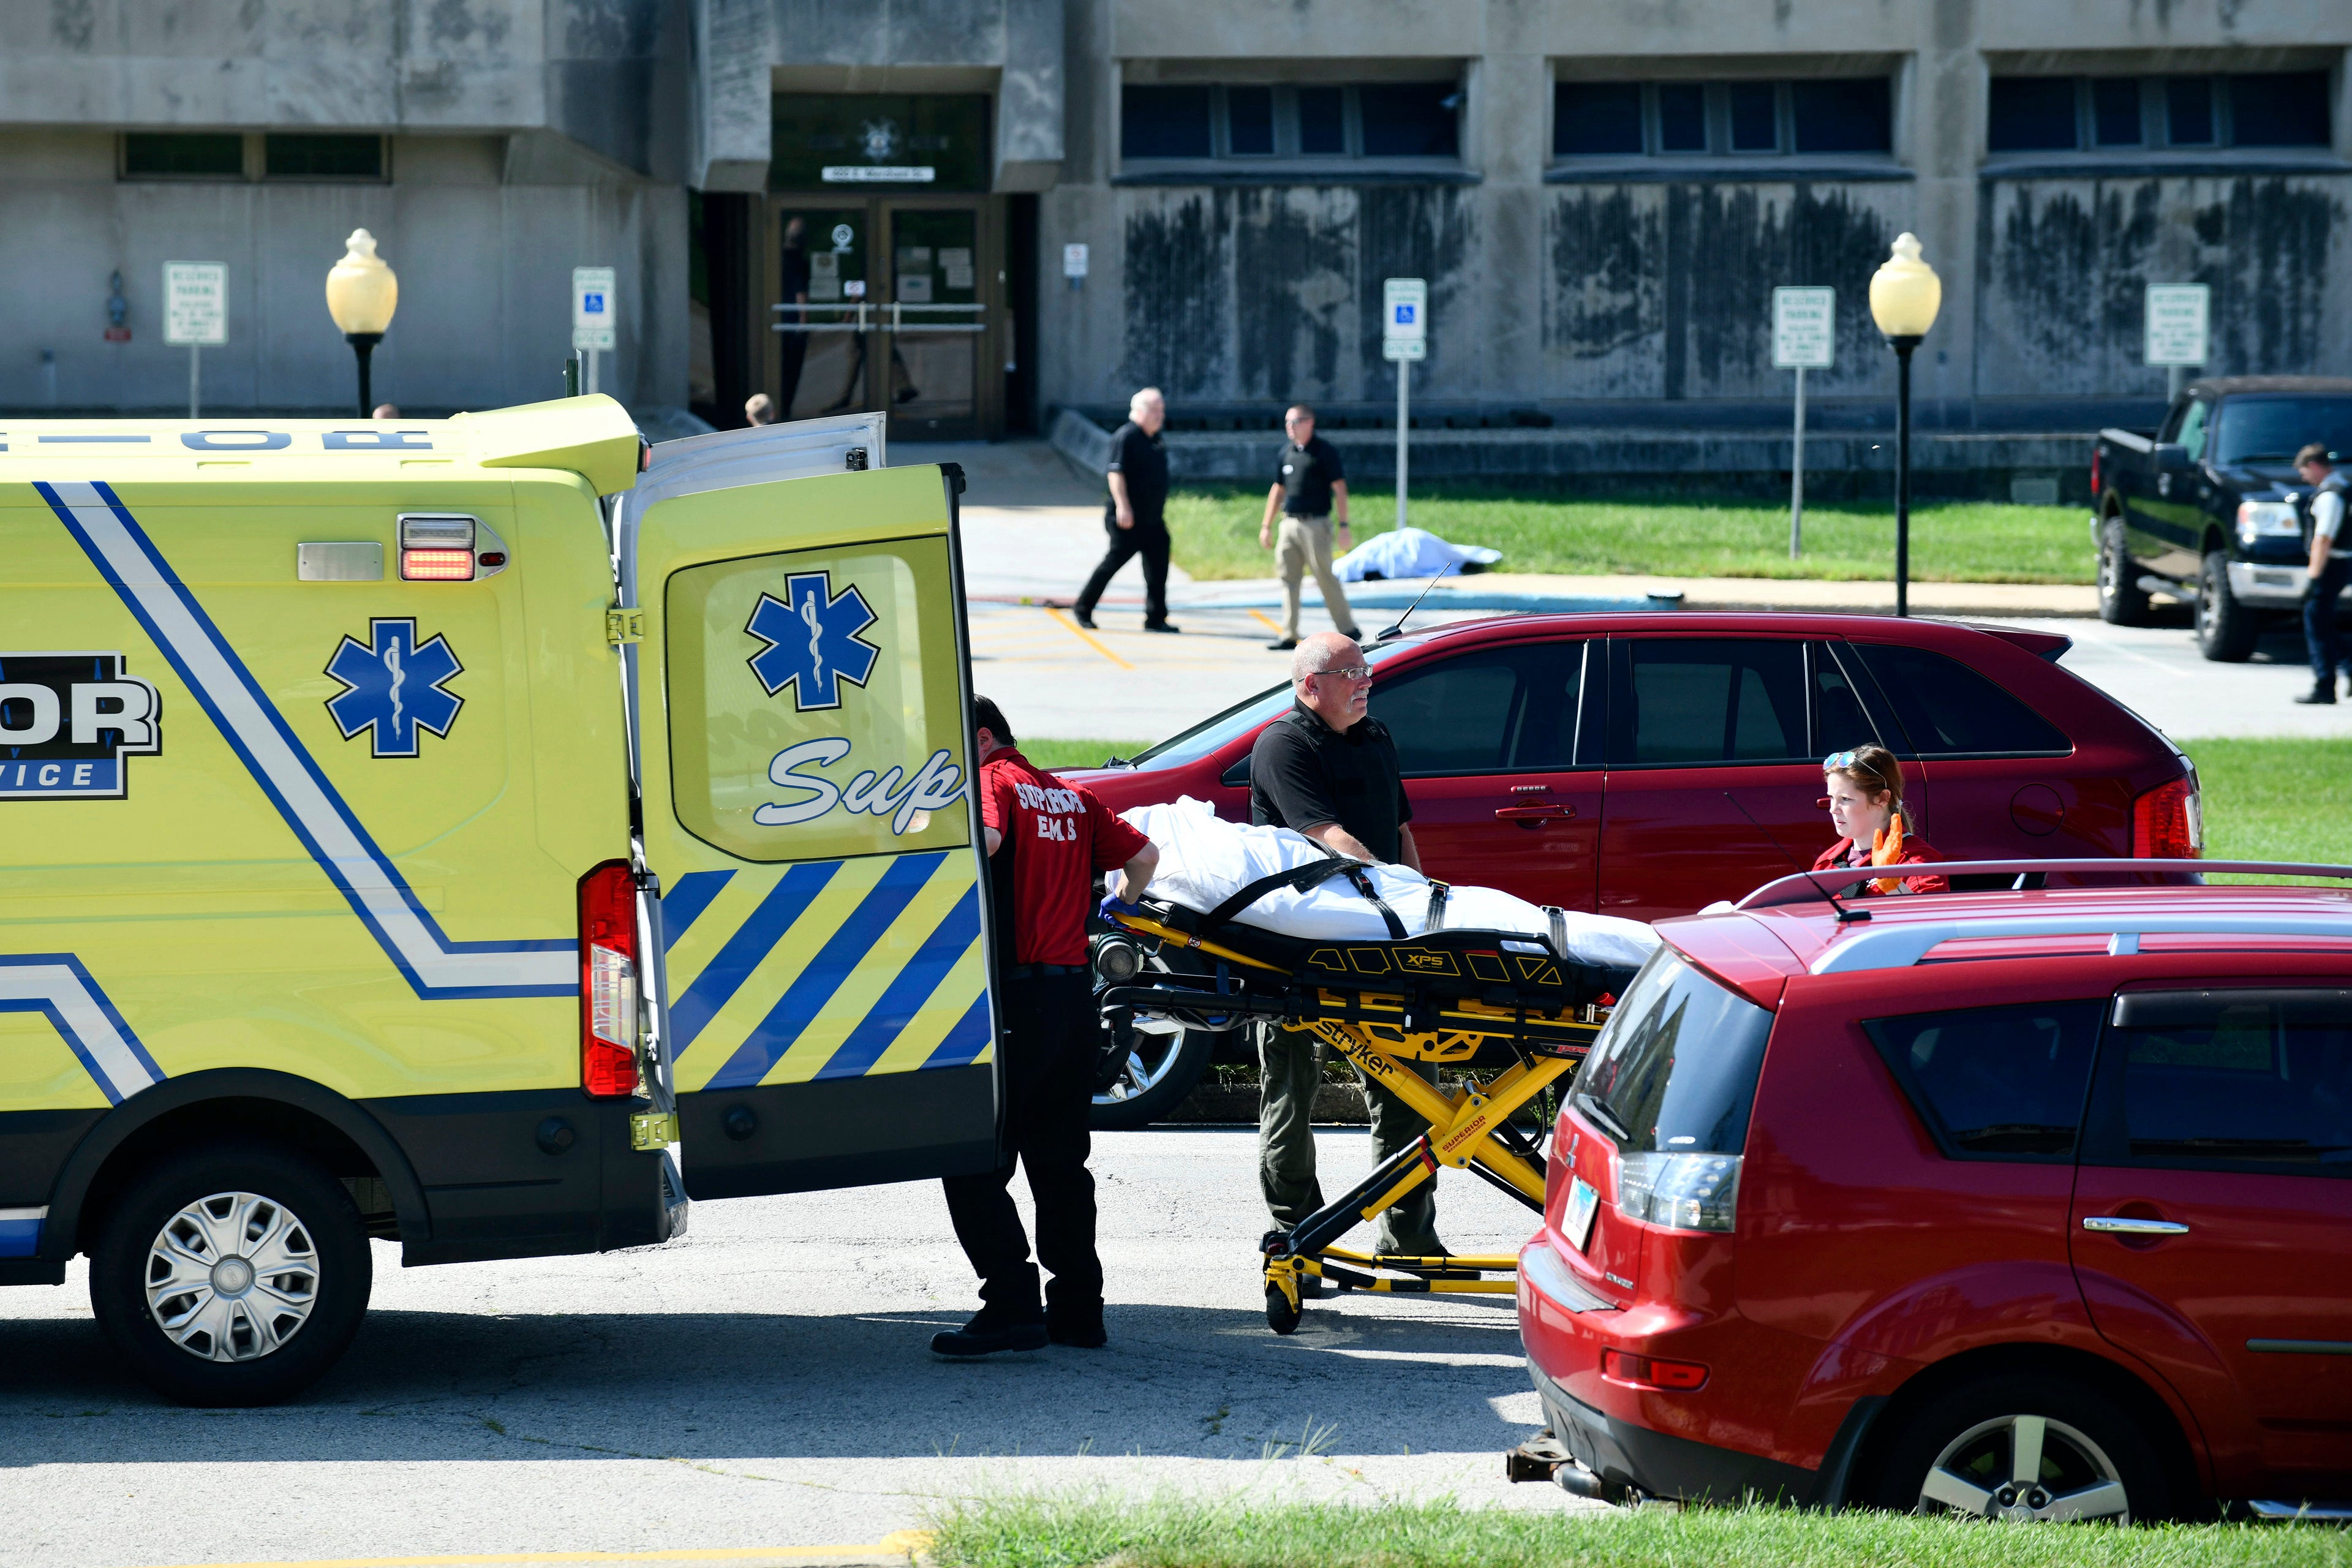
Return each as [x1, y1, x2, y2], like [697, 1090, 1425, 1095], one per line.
[621, 421, 1001, 1199]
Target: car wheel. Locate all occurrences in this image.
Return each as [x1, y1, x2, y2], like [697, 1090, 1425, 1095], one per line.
[1090, 1022, 1216, 1130]
[89, 1140, 372, 1408]
[2194, 549, 2258, 662]
[1870, 1373, 2172, 1523]
[2098, 515, 2150, 627]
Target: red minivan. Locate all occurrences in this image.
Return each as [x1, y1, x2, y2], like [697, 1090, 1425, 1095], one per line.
[1520, 863, 2352, 1520]
[1071, 612, 2201, 1124]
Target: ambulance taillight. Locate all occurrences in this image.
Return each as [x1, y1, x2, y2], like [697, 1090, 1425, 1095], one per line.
[578, 861, 640, 1098]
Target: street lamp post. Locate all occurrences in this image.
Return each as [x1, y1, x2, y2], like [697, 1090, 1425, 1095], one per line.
[325, 228, 399, 418]
[1868, 233, 1942, 618]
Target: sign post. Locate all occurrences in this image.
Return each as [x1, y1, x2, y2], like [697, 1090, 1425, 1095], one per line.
[1772, 286, 1836, 559]
[164, 262, 227, 419]
[2146, 282, 2209, 406]
[571, 266, 617, 395]
[1382, 277, 1428, 533]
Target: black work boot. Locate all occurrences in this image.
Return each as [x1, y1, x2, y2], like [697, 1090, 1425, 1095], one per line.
[2294, 684, 2337, 705]
[1047, 1305, 1107, 1349]
[930, 1309, 1049, 1359]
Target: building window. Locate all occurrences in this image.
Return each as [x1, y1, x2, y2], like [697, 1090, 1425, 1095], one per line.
[265, 134, 385, 179]
[1121, 81, 1461, 165]
[1553, 78, 1891, 159]
[1988, 72, 2331, 154]
[121, 133, 243, 178]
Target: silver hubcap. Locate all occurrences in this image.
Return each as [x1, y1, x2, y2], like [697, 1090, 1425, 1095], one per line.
[146, 1190, 320, 1362]
[1916, 1413, 2132, 1523]
[1095, 1028, 1189, 1106]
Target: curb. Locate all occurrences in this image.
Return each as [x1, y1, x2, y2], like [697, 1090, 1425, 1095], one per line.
[119, 1540, 930, 1568]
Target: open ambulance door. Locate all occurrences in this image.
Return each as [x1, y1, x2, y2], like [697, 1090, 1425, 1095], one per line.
[616, 417, 1002, 1200]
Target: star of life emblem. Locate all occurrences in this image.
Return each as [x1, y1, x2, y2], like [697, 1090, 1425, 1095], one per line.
[324, 619, 464, 759]
[745, 571, 881, 712]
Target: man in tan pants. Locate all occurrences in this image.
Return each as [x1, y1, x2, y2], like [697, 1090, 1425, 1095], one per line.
[1258, 405, 1362, 649]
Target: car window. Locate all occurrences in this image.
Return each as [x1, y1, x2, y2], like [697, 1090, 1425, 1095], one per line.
[1852, 644, 2069, 757]
[1370, 642, 1584, 775]
[1614, 639, 1807, 766]
[1867, 1001, 2103, 1161]
[2175, 398, 2211, 462]
[2209, 396, 2352, 467]
[1577, 946, 1774, 1155]
[1811, 644, 1877, 755]
[2092, 989, 2352, 1177]
[1127, 640, 1420, 772]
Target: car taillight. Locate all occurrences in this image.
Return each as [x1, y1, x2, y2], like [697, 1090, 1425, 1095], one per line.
[1616, 1152, 1741, 1232]
[2090, 448, 2100, 497]
[1603, 1350, 1709, 1392]
[2132, 774, 2203, 860]
[578, 861, 640, 1097]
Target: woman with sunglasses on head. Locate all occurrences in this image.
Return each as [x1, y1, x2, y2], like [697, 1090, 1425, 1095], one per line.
[1814, 745, 1950, 895]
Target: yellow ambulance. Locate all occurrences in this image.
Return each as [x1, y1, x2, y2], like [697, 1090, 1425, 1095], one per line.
[0, 398, 999, 1404]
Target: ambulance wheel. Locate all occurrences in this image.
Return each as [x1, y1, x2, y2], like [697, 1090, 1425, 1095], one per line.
[89, 1140, 372, 1408]
[1266, 1283, 1303, 1335]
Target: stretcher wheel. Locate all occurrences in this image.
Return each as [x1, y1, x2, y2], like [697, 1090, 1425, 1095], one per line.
[1265, 1283, 1302, 1335]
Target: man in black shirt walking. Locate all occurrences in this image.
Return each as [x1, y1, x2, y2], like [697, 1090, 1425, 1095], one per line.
[1247, 632, 1450, 1267]
[1074, 387, 1179, 634]
[1259, 405, 1361, 651]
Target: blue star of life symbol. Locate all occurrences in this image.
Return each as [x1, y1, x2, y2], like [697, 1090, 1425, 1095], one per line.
[745, 571, 881, 712]
[323, 618, 464, 759]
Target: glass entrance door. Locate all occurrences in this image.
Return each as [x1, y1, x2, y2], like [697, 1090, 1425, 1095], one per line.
[882, 205, 982, 439]
[772, 206, 872, 421]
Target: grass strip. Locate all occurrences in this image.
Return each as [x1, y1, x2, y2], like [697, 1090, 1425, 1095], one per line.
[2182, 738, 2352, 883]
[1020, 739, 1157, 772]
[1163, 488, 2093, 586]
[926, 1495, 2350, 1568]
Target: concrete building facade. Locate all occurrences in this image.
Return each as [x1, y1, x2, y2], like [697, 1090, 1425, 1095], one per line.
[5, 0, 2347, 474]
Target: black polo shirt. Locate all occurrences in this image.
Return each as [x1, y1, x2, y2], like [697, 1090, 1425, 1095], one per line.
[1275, 435, 1345, 518]
[1249, 701, 1411, 863]
[1105, 420, 1170, 532]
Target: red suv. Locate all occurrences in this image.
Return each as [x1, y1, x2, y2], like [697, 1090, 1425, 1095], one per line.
[1071, 612, 2201, 1124]
[1520, 861, 2352, 1520]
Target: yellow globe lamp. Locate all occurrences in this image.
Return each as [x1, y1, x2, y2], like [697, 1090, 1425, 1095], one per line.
[1868, 232, 1942, 617]
[326, 228, 399, 417]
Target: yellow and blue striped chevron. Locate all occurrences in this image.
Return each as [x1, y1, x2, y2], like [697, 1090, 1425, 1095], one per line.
[660, 849, 992, 1091]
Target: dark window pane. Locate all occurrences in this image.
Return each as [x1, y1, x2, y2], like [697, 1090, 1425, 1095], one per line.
[770, 93, 991, 190]
[2228, 71, 2331, 147]
[1621, 639, 1808, 764]
[1298, 86, 1346, 154]
[2212, 396, 2352, 467]
[1869, 1002, 2101, 1159]
[1657, 83, 1707, 152]
[1853, 644, 2070, 756]
[1361, 82, 1460, 157]
[2105, 991, 2352, 1174]
[1227, 85, 1274, 155]
[122, 132, 243, 177]
[2166, 76, 2215, 145]
[1791, 78, 1890, 153]
[1812, 646, 1877, 755]
[1369, 644, 1580, 775]
[1122, 85, 1213, 159]
[1579, 946, 1775, 1155]
[1728, 82, 1777, 151]
[265, 134, 382, 179]
[1988, 77, 2079, 151]
[2092, 78, 2143, 145]
[1555, 81, 1643, 155]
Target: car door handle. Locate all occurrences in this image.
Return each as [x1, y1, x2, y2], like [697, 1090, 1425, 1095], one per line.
[1496, 804, 1576, 823]
[2082, 1215, 2189, 1236]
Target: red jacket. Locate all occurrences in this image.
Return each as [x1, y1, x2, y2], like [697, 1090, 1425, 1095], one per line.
[1812, 834, 1951, 895]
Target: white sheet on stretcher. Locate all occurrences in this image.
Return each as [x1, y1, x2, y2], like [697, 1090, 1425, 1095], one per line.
[1120, 797, 1659, 971]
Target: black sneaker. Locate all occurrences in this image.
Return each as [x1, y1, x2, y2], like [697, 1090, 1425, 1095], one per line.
[2294, 686, 2337, 705]
[1072, 610, 1099, 630]
[1266, 636, 1299, 651]
[930, 1314, 1049, 1359]
[1144, 621, 1181, 634]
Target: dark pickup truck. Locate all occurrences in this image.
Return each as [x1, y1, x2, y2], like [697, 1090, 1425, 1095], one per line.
[2093, 375, 2352, 659]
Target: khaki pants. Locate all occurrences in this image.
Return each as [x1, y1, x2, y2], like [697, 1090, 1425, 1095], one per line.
[1257, 1023, 1442, 1257]
[1275, 514, 1358, 640]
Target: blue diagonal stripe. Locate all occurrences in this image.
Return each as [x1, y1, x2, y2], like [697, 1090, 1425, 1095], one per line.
[669, 861, 841, 1056]
[921, 991, 997, 1071]
[813, 886, 982, 1081]
[661, 870, 734, 949]
[705, 852, 946, 1090]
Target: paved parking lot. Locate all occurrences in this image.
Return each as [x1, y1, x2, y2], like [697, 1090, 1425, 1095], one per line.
[0, 1128, 1591, 1568]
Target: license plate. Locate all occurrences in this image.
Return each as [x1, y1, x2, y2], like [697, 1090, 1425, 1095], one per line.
[1564, 1176, 1600, 1253]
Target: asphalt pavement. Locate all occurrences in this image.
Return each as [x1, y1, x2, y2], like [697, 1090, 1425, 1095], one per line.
[0, 1128, 1594, 1568]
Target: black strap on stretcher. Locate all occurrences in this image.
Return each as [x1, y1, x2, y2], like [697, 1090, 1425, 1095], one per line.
[1193, 854, 1411, 941]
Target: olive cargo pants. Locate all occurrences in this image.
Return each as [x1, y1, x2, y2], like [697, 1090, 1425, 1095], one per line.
[1258, 1022, 1444, 1257]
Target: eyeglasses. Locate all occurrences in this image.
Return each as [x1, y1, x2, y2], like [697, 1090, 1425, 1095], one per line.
[1308, 665, 1373, 682]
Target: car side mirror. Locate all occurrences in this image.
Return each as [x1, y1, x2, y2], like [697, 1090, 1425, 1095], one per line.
[1220, 755, 1252, 788]
[2154, 442, 2194, 472]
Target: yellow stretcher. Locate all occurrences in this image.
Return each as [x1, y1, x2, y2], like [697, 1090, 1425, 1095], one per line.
[1093, 871, 1630, 1335]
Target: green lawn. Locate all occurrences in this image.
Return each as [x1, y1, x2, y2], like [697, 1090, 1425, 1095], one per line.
[2182, 738, 2352, 881]
[1163, 488, 2092, 585]
[1019, 738, 1158, 772]
[927, 1496, 2350, 1568]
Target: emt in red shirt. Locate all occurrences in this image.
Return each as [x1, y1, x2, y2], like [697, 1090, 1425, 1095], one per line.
[1814, 744, 1950, 896]
[933, 696, 1159, 1359]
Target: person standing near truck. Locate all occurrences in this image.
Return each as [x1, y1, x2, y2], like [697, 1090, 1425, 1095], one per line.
[1260, 406, 1363, 651]
[934, 697, 1159, 1358]
[2293, 443, 2351, 706]
[1073, 388, 1178, 635]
